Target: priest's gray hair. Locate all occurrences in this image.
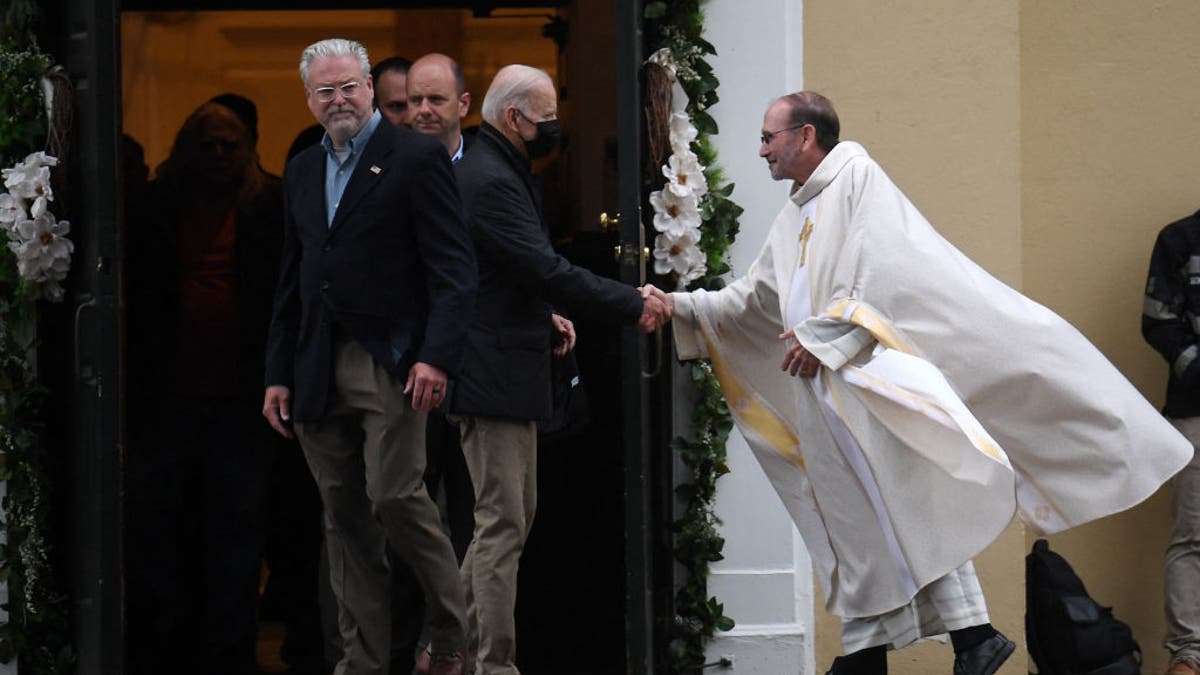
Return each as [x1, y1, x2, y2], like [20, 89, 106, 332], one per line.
[299, 39, 371, 85]
[779, 91, 840, 152]
[481, 65, 552, 124]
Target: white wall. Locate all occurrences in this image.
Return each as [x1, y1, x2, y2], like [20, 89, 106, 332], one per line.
[696, 1, 812, 672]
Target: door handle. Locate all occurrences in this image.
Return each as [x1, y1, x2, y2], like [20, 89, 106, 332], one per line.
[613, 244, 650, 264]
[598, 211, 621, 231]
[74, 293, 97, 385]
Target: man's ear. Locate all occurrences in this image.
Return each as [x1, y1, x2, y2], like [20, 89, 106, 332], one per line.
[459, 92, 471, 119]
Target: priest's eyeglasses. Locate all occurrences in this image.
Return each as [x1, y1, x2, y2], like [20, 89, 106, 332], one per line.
[760, 123, 808, 146]
[311, 81, 363, 103]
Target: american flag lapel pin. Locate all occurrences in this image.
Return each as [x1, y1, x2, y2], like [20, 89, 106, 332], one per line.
[369, 165, 382, 174]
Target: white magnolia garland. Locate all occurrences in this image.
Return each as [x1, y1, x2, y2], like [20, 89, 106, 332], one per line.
[647, 48, 707, 288]
[1, 152, 72, 302]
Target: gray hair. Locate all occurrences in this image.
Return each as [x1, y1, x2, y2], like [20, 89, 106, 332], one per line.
[299, 38, 371, 85]
[481, 65, 552, 123]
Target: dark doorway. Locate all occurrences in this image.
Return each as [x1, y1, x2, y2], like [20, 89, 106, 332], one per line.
[111, 2, 664, 674]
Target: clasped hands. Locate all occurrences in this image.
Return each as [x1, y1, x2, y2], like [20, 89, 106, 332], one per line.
[637, 284, 674, 333]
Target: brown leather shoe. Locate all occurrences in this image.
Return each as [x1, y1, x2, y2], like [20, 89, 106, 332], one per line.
[427, 650, 465, 675]
[1168, 660, 1200, 675]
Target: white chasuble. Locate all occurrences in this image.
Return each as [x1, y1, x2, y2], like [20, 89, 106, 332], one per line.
[672, 141, 1192, 619]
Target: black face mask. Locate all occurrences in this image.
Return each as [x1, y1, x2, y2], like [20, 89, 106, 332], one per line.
[523, 119, 561, 159]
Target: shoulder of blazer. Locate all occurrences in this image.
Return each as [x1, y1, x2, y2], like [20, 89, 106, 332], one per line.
[457, 134, 516, 186]
[282, 142, 326, 202]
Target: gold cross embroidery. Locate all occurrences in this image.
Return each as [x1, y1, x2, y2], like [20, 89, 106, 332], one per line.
[798, 217, 814, 267]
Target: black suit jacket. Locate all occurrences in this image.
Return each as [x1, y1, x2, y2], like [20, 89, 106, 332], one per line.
[450, 123, 641, 421]
[266, 117, 477, 422]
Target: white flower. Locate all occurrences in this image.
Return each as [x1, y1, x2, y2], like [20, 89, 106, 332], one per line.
[3, 163, 53, 207]
[36, 280, 65, 302]
[649, 189, 702, 237]
[653, 228, 706, 285]
[662, 152, 708, 199]
[0, 193, 25, 225]
[20, 152, 58, 169]
[9, 214, 73, 286]
[646, 47, 677, 78]
[668, 112, 697, 154]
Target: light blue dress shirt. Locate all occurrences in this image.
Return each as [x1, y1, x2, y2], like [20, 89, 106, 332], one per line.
[322, 110, 383, 227]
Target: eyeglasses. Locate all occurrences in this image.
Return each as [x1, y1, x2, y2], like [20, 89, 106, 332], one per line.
[760, 123, 808, 146]
[310, 81, 363, 103]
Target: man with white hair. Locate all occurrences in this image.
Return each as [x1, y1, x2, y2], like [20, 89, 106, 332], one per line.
[449, 64, 668, 674]
[264, 37, 476, 675]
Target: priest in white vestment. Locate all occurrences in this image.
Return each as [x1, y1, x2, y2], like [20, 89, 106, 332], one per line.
[646, 92, 1192, 675]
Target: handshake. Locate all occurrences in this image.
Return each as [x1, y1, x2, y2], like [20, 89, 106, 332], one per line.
[637, 284, 674, 333]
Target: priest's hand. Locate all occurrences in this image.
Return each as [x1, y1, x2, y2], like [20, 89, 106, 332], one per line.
[637, 284, 674, 333]
[779, 331, 820, 378]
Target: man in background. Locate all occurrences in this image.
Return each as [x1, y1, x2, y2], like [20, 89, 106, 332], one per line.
[1143, 210, 1200, 675]
[407, 53, 472, 161]
[372, 55, 413, 127]
[126, 95, 282, 675]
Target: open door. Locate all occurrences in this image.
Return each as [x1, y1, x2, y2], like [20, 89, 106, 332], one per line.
[615, 1, 677, 672]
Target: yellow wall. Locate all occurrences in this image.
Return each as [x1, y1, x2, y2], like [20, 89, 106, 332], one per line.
[1021, 3, 1200, 674]
[806, 1, 1200, 673]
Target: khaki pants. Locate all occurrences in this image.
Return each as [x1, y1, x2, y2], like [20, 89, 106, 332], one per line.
[1166, 417, 1200, 664]
[296, 337, 466, 675]
[452, 414, 538, 675]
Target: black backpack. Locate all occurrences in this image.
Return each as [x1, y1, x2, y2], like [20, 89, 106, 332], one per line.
[1026, 539, 1142, 675]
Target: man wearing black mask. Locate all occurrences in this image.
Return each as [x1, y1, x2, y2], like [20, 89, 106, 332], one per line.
[450, 64, 669, 675]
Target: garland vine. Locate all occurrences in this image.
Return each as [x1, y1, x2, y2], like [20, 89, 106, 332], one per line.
[0, 2, 76, 672]
[644, 1, 744, 672]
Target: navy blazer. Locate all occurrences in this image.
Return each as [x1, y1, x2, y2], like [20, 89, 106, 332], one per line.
[265, 119, 477, 422]
[450, 123, 641, 421]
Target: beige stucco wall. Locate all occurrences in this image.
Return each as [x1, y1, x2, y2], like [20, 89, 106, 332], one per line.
[1021, 3, 1200, 674]
[806, 0, 1200, 673]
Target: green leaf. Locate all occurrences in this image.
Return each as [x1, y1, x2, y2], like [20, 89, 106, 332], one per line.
[643, 2, 667, 19]
[693, 110, 718, 136]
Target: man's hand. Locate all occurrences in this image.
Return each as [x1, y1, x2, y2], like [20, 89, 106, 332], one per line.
[637, 285, 674, 333]
[263, 385, 295, 438]
[779, 331, 820, 378]
[551, 313, 576, 356]
[405, 361, 448, 412]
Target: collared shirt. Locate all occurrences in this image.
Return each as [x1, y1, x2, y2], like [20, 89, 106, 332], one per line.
[451, 133, 466, 165]
[322, 110, 383, 226]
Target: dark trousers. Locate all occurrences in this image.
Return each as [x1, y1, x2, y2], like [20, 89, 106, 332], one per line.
[126, 395, 269, 675]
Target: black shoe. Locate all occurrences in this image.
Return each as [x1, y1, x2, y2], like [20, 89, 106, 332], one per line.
[826, 654, 886, 675]
[953, 632, 1015, 675]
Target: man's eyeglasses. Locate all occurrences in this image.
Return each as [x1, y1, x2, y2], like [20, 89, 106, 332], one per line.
[311, 81, 363, 103]
[760, 123, 808, 146]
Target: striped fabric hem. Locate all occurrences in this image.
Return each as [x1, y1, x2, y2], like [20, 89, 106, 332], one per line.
[840, 560, 990, 653]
